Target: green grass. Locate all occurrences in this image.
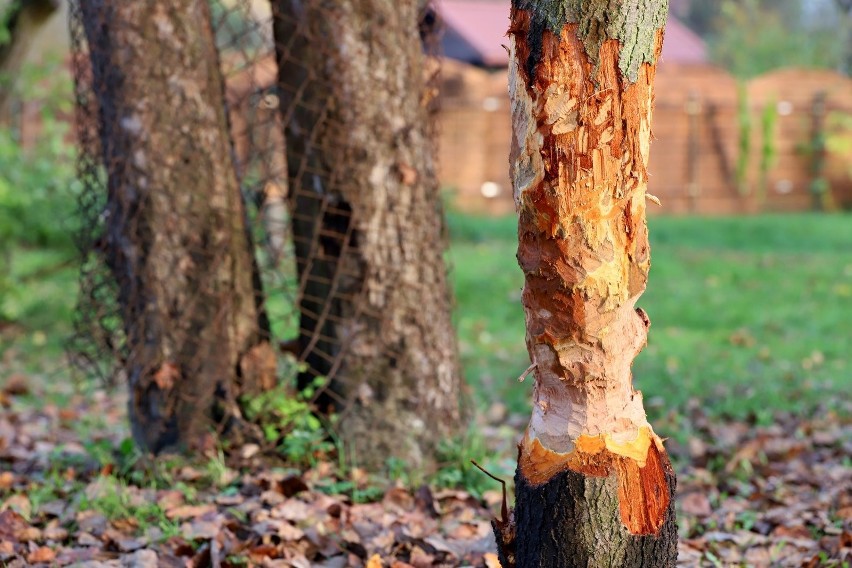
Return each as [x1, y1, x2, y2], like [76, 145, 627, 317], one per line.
[5, 210, 850, 429]
[1, 245, 78, 379]
[448, 212, 852, 423]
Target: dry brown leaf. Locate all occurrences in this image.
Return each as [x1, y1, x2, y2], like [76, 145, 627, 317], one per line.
[447, 523, 479, 540]
[2, 494, 31, 519]
[679, 492, 712, 517]
[271, 500, 312, 522]
[366, 553, 384, 568]
[383, 487, 415, 512]
[252, 519, 304, 541]
[166, 504, 216, 520]
[408, 546, 434, 568]
[153, 362, 180, 390]
[156, 490, 185, 510]
[123, 549, 158, 568]
[18, 526, 41, 542]
[483, 552, 502, 568]
[177, 466, 205, 481]
[42, 525, 68, 541]
[274, 475, 310, 498]
[287, 553, 313, 568]
[2, 374, 29, 396]
[0, 510, 26, 541]
[771, 524, 812, 540]
[180, 518, 221, 540]
[76, 532, 101, 546]
[247, 543, 279, 562]
[26, 546, 56, 563]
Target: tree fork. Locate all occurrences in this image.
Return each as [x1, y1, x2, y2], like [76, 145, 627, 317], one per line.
[496, 1, 677, 566]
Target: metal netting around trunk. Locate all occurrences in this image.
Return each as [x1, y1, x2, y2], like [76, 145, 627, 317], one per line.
[67, 0, 462, 465]
[68, 0, 293, 386]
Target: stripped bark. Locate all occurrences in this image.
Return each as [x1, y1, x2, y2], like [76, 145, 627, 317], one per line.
[496, 1, 677, 566]
[271, 0, 463, 471]
[80, 0, 274, 453]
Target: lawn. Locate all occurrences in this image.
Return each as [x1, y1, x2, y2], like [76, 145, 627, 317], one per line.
[448, 212, 852, 425]
[4, 211, 851, 425]
[4, 211, 851, 427]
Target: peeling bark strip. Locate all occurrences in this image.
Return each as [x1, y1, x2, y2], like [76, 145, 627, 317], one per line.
[502, 0, 676, 566]
[80, 0, 273, 453]
[513, 0, 668, 82]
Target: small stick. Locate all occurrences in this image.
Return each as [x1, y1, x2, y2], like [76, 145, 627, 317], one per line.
[517, 362, 536, 382]
[471, 459, 509, 525]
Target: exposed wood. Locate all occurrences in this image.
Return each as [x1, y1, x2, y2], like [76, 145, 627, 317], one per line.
[499, 0, 677, 565]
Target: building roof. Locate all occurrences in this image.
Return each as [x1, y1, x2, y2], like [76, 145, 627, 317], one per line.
[661, 13, 707, 65]
[436, 0, 708, 67]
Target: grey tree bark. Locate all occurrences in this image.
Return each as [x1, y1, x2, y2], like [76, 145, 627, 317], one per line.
[271, 0, 463, 472]
[80, 0, 275, 453]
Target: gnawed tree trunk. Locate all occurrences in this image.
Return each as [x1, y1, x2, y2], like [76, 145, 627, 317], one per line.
[80, 0, 274, 453]
[271, 0, 463, 471]
[495, 1, 677, 566]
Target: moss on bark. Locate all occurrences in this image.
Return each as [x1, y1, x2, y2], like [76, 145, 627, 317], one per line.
[512, 0, 669, 82]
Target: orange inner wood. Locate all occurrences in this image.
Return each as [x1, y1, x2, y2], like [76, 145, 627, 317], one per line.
[519, 431, 670, 536]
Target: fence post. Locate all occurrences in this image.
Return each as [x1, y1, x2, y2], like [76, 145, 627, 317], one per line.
[686, 91, 701, 213]
[809, 91, 829, 211]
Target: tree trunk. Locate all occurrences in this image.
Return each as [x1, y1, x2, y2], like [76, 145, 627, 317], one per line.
[271, 0, 463, 471]
[0, 0, 59, 124]
[495, 1, 677, 566]
[80, 0, 274, 454]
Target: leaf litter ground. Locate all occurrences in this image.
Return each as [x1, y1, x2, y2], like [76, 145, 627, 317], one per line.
[0, 378, 850, 567]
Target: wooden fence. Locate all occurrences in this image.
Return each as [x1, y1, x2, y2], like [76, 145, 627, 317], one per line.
[9, 57, 852, 217]
[439, 62, 852, 215]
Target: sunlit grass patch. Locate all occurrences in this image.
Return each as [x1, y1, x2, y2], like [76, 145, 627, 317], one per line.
[448, 212, 852, 423]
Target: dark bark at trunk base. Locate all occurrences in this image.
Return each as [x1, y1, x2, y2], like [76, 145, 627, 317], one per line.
[496, 463, 677, 568]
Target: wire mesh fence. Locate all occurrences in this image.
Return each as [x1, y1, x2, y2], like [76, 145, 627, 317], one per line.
[67, 0, 453, 451]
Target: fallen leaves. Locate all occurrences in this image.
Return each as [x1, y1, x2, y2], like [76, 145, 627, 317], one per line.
[673, 411, 852, 566]
[26, 545, 56, 563]
[0, 380, 850, 567]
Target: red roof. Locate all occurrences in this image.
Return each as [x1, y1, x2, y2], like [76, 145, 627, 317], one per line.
[436, 0, 707, 67]
[661, 14, 707, 65]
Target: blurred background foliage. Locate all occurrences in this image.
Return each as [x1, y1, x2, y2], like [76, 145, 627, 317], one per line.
[0, 53, 76, 325]
[678, 0, 852, 78]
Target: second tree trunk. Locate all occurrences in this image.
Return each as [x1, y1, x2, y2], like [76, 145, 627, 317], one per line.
[272, 0, 463, 471]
